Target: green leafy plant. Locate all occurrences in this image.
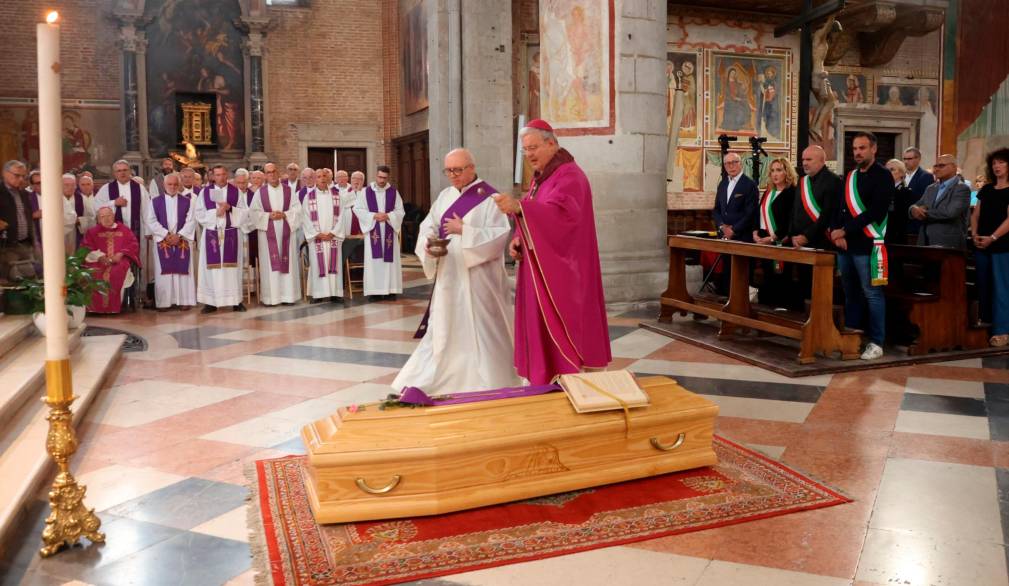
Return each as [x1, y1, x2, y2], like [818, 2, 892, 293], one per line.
[17, 247, 109, 315]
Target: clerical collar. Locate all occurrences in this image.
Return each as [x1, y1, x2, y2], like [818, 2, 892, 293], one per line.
[118, 180, 131, 187]
[460, 177, 482, 193]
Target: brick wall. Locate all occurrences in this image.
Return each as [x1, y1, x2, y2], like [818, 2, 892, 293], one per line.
[0, 1, 120, 101]
[262, 0, 397, 166]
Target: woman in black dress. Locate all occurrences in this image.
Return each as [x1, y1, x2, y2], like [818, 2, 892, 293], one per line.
[753, 157, 797, 308]
[971, 148, 1009, 346]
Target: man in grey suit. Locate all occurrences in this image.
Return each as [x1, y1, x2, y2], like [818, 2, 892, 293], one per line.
[908, 154, 970, 249]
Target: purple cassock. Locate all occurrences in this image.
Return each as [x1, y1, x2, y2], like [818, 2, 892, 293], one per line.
[202, 184, 241, 269]
[513, 149, 612, 384]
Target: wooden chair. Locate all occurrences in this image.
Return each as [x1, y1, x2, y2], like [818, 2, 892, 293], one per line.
[345, 243, 365, 300]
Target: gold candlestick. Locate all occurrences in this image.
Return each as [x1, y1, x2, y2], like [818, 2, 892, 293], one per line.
[36, 10, 103, 558]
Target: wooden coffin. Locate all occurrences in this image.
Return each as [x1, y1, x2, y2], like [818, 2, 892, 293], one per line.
[301, 375, 718, 524]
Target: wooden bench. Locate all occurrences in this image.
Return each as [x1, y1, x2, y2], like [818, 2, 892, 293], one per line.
[885, 244, 988, 354]
[659, 235, 861, 364]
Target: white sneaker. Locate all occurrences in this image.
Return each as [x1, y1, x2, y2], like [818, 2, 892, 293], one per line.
[860, 343, 883, 360]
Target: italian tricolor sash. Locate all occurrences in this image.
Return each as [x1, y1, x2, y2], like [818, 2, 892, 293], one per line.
[800, 175, 821, 222]
[845, 170, 888, 286]
[759, 188, 781, 239]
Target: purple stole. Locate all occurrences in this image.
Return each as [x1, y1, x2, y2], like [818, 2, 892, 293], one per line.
[306, 187, 341, 277]
[202, 184, 241, 269]
[259, 184, 293, 274]
[298, 186, 310, 204]
[246, 188, 258, 267]
[29, 191, 41, 247]
[414, 180, 495, 339]
[365, 186, 397, 263]
[72, 190, 86, 247]
[108, 180, 143, 238]
[152, 195, 191, 275]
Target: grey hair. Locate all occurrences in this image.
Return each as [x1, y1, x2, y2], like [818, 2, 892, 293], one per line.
[518, 127, 557, 143]
[902, 147, 922, 157]
[351, 171, 365, 179]
[113, 159, 130, 170]
[300, 167, 315, 176]
[78, 174, 94, 184]
[234, 167, 250, 178]
[163, 172, 181, 183]
[62, 173, 76, 181]
[3, 160, 25, 173]
[446, 147, 476, 167]
[250, 170, 265, 178]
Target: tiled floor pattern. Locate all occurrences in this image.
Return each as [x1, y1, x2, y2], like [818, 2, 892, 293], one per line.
[3, 274, 1009, 586]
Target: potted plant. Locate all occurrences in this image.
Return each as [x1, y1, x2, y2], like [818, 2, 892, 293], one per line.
[19, 247, 109, 334]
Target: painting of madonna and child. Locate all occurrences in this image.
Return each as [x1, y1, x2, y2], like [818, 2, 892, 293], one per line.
[710, 53, 790, 144]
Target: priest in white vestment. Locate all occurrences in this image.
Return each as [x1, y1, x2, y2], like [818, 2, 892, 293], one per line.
[76, 174, 98, 245]
[196, 165, 248, 312]
[248, 162, 302, 305]
[352, 165, 404, 299]
[302, 177, 348, 302]
[144, 173, 196, 310]
[147, 157, 176, 198]
[28, 177, 76, 254]
[392, 149, 520, 394]
[61, 174, 89, 255]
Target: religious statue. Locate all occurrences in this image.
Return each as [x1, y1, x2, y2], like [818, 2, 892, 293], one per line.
[810, 17, 843, 142]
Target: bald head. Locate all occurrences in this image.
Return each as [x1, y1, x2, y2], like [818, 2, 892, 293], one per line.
[444, 148, 477, 189]
[802, 145, 826, 176]
[933, 153, 957, 181]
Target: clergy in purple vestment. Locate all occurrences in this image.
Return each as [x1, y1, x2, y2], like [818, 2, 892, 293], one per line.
[493, 119, 612, 385]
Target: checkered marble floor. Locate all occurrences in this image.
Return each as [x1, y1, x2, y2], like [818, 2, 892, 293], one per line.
[4, 266, 1009, 586]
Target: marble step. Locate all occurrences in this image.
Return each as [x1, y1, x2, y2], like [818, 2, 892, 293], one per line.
[0, 329, 82, 431]
[0, 314, 33, 359]
[0, 334, 125, 543]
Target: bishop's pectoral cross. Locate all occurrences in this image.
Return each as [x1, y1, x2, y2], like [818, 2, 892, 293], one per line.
[774, 0, 845, 156]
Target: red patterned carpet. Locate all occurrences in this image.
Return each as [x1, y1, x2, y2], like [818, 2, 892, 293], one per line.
[249, 436, 850, 586]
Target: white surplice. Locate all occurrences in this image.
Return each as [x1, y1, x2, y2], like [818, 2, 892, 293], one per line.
[302, 187, 348, 299]
[144, 194, 197, 308]
[195, 184, 248, 307]
[352, 182, 404, 296]
[249, 184, 302, 304]
[53, 194, 79, 256]
[72, 193, 96, 250]
[392, 183, 520, 394]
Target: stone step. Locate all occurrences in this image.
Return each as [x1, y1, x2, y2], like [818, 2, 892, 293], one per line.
[0, 330, 82, 431]
[0, 334, 125, 543]
[0, 314, 33, 359]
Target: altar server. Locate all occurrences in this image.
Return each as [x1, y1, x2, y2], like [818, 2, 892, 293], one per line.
[248, 162, 302, 305]
[196, 165, 248, 313]
[302, 172, 348, 302]
[353, 165, 404, 299]
[393, 149, 521, 394]
[144, 173, 196, 310]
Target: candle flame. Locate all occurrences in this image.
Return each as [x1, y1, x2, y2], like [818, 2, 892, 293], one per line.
[46, 11, 58, 24]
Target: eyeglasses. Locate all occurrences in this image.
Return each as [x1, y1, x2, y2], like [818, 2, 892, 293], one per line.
[725, 160, 742, 165]
[902, 156, 917, 161]
[933, 163, 950, 168]
[442, 165, 471, 177]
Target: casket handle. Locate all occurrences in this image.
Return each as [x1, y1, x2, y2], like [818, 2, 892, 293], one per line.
[355, 475, 401, 495]
[650, 433, 685, 452]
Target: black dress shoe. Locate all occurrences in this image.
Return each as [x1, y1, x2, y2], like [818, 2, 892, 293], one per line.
[201, 305, 217, 314]
[330, 296, 344, 304]
[233, 303, 247, 312]
[386, 294, 398, 301]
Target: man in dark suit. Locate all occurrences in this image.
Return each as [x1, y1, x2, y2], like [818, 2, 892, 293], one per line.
[0, 160, 40, 283]
[901, 147, 935, 238]
[908, 154, 971, 249]
[712, 152, 759, 242]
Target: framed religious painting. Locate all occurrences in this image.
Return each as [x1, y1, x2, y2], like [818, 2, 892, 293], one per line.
[706, 50, 791, 149]
[539, 0, 615, 135]
[402, 0, 429, 114]
[666, 49, 702, 142]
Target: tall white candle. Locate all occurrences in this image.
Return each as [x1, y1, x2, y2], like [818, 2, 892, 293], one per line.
[37, 11, 68, 364]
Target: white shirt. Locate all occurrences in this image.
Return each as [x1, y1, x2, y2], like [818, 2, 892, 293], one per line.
[904, 167, 919, 187]
[725, 172, 742, 204]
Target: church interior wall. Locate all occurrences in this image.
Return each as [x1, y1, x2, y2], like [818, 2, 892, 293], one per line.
[263, 0, 393, 173]
[0, 1, 123, 178]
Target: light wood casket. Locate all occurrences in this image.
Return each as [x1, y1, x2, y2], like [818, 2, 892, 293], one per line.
[301, 375, 718, 524]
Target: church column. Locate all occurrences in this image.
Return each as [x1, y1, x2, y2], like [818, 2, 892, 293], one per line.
[242, 17, 271, 170]
[116, 18, 144, 173]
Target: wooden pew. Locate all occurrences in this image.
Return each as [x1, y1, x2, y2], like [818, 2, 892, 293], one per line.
[659, 235, 861, 364]
[885, 244, 988, 354]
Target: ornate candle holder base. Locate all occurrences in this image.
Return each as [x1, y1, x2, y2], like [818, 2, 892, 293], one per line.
[38, 398, 104, 558]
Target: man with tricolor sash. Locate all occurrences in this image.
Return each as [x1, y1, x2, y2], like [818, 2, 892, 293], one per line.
[790, 145, 841, 250]
[830, 131, 895, 360]
[249, 162, 303, 305]
[353, 165, 404, 300]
